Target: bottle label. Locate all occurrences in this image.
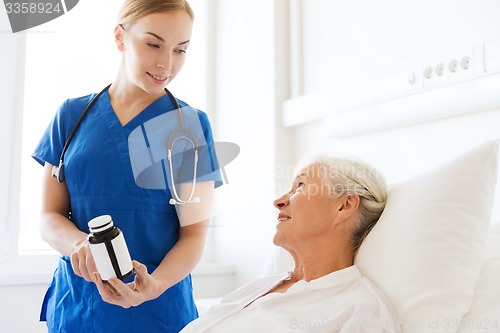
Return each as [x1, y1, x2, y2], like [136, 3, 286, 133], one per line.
[91, 242, 117, 280]
[89, 233, 133, 280]
[111, 233, 133, 277]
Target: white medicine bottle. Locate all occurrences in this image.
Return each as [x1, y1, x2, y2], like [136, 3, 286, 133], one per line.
[87, 215, 134, 281]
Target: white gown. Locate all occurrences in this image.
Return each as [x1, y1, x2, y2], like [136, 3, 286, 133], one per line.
[182, 265, 401, 333]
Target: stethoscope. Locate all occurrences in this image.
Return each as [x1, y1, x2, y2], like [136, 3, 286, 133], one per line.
[51, 84, 200, 205]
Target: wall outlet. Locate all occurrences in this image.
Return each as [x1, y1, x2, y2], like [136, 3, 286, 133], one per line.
[422, 48, 474, 88]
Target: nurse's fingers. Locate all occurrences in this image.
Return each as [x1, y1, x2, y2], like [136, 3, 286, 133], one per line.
[105, 263, 152, 307]
[93, 262, 155, 308]
[70, 251, 82, 277]
[70, 250, 92, 282]
[70, 243, 93, 282]
[107, 277, 143, 306]
[132, 261, 148, 282]
[93, 273, 132, 307]
[85, 252, 98, 280]
[126, 261, 155, 296]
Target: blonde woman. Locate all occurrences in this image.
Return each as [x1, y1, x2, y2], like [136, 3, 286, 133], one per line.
[33, 0, 220, 332]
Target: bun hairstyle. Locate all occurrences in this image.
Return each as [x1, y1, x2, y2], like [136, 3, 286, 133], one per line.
[304, 155, 387, 255]
[118, 0, 194, 27]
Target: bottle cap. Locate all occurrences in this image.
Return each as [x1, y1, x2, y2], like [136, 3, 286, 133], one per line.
[88, 215, 114, 233]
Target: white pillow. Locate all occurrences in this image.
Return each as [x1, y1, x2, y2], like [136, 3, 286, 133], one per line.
[355, 140, 499, 333]
[457, 223, 500, 333]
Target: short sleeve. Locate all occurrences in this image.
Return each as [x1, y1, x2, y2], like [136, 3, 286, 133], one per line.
[32, 99, 69, 167]
[32, 95, 94, 167]
[191, 110, 223, 188]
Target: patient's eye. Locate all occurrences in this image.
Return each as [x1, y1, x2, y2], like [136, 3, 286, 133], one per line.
[291, 173, 307, 192]
[295, 181, 305, 191]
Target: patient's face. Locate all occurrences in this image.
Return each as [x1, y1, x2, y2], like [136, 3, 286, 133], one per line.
[273, 164, 341, 250]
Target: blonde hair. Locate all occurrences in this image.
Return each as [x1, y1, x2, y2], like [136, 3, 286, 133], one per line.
[118, 0, 194, 27]
[304, 156, 387, 255]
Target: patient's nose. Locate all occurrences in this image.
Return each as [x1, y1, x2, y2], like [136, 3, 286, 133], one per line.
[274, 194, 289, 209]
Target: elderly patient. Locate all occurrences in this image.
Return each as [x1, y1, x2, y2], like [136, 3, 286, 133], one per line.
[181, 156, 401, 332]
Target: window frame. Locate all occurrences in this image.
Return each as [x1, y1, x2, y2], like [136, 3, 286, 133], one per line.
[0, 30, 60, 284]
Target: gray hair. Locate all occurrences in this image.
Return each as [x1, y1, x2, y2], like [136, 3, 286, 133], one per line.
[301, 155, 387, 255]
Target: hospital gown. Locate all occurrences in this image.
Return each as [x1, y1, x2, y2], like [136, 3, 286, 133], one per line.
[32, 88, 221, 333]
[181, 265, 401, 333]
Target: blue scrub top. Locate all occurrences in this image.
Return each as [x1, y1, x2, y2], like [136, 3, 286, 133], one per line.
[32, 88, 221, 333]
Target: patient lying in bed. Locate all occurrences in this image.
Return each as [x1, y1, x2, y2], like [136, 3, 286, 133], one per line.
[181, 156, 401, 332]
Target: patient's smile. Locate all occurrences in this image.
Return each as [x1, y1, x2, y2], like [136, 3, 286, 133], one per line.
[277, 213, 291, 222]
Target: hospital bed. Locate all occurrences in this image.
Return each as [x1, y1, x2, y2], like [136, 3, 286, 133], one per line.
[264, 140, 500, 333]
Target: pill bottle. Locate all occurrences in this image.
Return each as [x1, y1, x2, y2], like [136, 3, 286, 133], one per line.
[87, 215, 133, 281]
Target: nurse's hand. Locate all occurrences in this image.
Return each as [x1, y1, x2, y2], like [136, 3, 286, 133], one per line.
[92, 260, 165, 308]
[70, 239, 97, 282]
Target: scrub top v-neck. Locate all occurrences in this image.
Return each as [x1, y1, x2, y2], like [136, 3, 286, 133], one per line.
[33, 88, 221, 333]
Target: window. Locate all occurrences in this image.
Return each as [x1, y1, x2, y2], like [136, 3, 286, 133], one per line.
[17, 0, 209, 254]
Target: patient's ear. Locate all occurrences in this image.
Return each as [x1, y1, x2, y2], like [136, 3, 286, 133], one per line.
[336, 195, 360, 224]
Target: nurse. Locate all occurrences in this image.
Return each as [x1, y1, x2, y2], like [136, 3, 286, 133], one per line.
[32, 0, 221, 332]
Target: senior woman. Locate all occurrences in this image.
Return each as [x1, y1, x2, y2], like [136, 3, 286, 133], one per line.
[181, 156, 401, 332]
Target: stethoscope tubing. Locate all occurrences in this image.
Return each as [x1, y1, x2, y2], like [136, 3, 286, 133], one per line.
[52, 84, 111, 182]
[52, 84, 200, 205]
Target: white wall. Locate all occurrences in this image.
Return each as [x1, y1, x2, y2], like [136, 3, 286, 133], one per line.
[284, 0, 500, 222]
[301, 0, 500, 95]
[0, 284, 49, 333]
